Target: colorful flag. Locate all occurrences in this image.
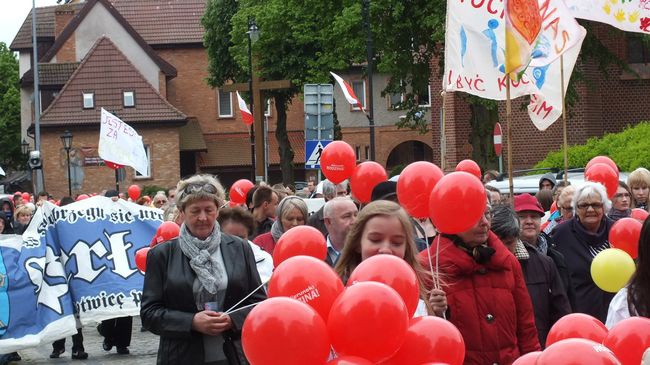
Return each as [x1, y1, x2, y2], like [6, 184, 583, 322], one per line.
[505, 0, 543, 78]
[236, 91, 254, 126]
[565, 0, 650, 33]
[98, 109, 149, 176]
[330, 72, 363, 110]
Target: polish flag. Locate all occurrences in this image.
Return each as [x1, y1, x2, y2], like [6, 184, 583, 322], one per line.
[236, 91, 254, 126]
[330, 71, 363, 111]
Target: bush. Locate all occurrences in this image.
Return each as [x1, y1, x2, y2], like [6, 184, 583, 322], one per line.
[142, 185, 168, 198]
[534, 122, 650, 171]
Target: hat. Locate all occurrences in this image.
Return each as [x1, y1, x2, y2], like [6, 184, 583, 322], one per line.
[371, 181, 397, 202]
[514, 194, 544, 216]
[105, 190, 119, 198]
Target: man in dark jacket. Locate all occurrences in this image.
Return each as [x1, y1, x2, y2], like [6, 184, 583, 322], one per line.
[250, 186, 278, 239]
[307, 180, 348, 238]
[492, 205, 571, 348]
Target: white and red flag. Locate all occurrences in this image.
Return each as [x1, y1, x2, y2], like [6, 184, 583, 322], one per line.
[330, 71, 364, 110]
[236, 91, 254, 126]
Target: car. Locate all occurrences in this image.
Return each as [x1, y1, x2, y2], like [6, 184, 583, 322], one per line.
[486, 169, 630, 196]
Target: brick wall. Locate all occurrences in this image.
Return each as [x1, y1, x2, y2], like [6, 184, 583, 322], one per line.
[54, 6, 76, 63]
[40, 125, 180, 199]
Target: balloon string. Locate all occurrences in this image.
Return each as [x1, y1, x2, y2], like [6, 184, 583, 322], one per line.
[223, 301, 262, 316]
[222, 278, 269, 315]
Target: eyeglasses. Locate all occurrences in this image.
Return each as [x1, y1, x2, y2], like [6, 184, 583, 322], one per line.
[182, 183, 217, 195]
[576, 202, 604, 210]
[154, 200, 167, 205]
[613, 193, 631, 199]
[560, 206, 574, 211]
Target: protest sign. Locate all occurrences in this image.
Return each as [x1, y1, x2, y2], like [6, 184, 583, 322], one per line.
[98, 109, 149, 176]
[565, 0, 650, 33]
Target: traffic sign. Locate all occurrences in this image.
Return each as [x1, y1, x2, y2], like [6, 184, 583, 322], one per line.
[305, 140, 332, 169]
[493, 122, 502, 157]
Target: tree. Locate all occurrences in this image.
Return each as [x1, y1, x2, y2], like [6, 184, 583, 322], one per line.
[0, 42, 22, 172]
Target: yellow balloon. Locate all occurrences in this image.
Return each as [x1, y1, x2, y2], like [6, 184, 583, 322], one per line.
[591, 248, 636, 293]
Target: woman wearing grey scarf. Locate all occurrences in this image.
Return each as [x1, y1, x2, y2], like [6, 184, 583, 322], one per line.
[141, 174, 266, 365]
[252, 196, 308, 255]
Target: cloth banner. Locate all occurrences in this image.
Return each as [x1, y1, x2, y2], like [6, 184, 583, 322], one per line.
[0, 197, 161, 353]
[0, 166, 4, 176]
[444, 0, 586, 130]
[565, 0, 650, 33]
[98, 109, 149, 176]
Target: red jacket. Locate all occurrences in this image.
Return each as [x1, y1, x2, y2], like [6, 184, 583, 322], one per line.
[418, 232, 540, 365]
[252, 231, 277, 255]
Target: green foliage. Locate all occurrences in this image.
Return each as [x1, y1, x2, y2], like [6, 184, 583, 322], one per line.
[202, 0, 243, 87]
[0, 42, 22, 172]
[534, 122, 650, 171]
[141, 185, 169, 198]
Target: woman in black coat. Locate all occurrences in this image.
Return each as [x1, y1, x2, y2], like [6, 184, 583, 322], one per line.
[141, 174, 266, 365]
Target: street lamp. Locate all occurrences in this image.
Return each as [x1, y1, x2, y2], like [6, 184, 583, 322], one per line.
[247, 19, 259, 182]
[60, 130, 73, 196]
[21, 139, 30, 155]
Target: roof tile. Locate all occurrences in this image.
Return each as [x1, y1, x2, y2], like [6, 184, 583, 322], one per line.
[22, 63, 80, 86]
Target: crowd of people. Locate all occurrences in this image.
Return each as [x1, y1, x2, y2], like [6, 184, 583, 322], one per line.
[1, 165, 649, 364]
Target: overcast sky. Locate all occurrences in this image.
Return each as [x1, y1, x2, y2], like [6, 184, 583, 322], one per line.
[0, 0, 60, 48]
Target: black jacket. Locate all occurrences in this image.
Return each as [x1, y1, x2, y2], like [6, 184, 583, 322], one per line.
[551, 217, 615, 323]
[520, 243, 571, 348]
[140, 234, 266, 364]
[541, 233, 576, 310]
[307, 205, 327, 238]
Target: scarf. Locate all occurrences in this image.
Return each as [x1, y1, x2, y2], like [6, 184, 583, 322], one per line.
[608, 208, 631, 221]
[536, 234, 549, 255]
[270, 219, 285, 243]
[178, 222, 226, 301]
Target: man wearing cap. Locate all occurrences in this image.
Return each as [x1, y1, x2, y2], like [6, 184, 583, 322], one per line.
[515, 194, 575, 310]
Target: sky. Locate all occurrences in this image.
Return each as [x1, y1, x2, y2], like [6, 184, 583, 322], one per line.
[0, 0, 60, 48]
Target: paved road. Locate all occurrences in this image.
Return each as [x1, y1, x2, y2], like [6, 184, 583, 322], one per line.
[8, 317, 158, 365]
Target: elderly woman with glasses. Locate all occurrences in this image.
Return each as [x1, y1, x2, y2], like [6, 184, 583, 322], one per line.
[252, 196, 308, 255]
[551, 181, 615, 323]
[141, 174, 266, 364]
[419, 201, 540, 364]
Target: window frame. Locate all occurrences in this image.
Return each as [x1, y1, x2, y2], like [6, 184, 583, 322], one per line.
[82, 92, 94, 109]
[417, 84, 431, 108]
[123, 91, 135, 108]
[350, 79, 367, 111]
[133, 144, 152, 180]
[264, 98, 272, 117]
[218, 89, 234, 118]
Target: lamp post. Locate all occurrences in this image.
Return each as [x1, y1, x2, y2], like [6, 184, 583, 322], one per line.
[60, 130, 73, 196]
[362, 0, 376, 161]
[247, 19, 259, 182]
[21, 139, 30, 156]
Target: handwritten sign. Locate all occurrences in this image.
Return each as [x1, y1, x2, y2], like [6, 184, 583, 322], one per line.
[98, 109, 148, 176]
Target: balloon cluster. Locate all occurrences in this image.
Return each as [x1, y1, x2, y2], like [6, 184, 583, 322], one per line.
[243, 253, 465, 365]
[584, 156, 619, 198]
[512, 313, 650, 365]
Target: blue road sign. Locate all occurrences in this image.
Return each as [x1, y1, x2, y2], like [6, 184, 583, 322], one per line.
[305, 140, 332, 169]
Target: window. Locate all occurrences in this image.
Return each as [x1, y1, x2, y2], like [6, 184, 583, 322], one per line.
[416, 84, 431, 108]
[264, 98, 272, 117]
[218, 90, 233, 118]
[123, 91, 135, 107]
[389, 92, 404, 110]
[364, 145, 370, 160]
[134, 145, 151, 179]
[82, 92, 94, 109]
[627, 34, 650, 64]
[351, 80, 366, 110]
[355, 145, 361, 161]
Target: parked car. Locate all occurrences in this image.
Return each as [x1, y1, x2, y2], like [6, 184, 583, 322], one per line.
[486, 169, 629, 196]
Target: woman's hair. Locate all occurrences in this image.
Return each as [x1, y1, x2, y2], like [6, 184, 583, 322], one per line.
[59, 196, 75, 206]
[628, 216, 650, 317]
[491, 204, 520, 240]
[175, 174, 225, 211]
[558, 185, 576, 213]
[334, 200, 435, 313]
[218, 207, 255, 237]
[272, 184, 288, 201]
[14, 205, 32, 220]
[536, 189, 554, 212]
[572, 181, 612, 212]
[275, 196, 308, 229]
[627, 167, 650, 189]
[617, 180, 632, 195]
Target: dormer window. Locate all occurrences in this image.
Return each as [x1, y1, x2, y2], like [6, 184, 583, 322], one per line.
[123, 91, 135, 107]
[82, 92, 94, 109]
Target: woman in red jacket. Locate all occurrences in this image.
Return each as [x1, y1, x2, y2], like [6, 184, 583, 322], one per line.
[418, 202, 540, 365]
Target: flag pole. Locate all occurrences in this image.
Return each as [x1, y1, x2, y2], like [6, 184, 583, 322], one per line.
[506, 79, 514, 202]
[440, 91, 447, 171]
[560, 55, 569, 184]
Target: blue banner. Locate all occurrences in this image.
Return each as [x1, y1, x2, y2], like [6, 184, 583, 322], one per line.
[0, 197, 162, 353]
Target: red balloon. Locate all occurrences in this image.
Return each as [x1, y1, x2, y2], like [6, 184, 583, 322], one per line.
[242, 297, 330, 365]
[512, 351, 542, 365]
[382, 316, 465, 365]
[320, 141, 357, 184]
[603, 317, 650, 365]
[268, 256, 344, 322]
[429, 172, 487, 234]
[586, 156, 619, 176]
[537, 339, 621, 365]
[272, 225, 327, 267]
[155, 221, 180, 245]
[546, 313, 609, 347]
[585, 163, 618, 198]
[127, 185, 141, 201]
[350, 161, 387, 203]
[21, 192, 30, 202]
[328, 282, 409, 363]
[631, 208, 650, 222]
[348, 255, 420, 317]
[230, 179, 254, 205]
[135, 247, 149, 272]
[397, 161, 444, 218]
[327, 356, 373, 364]
[455, 159, 482, 180]
[609, 217, 642, 259]
[76, 194, 89, 201]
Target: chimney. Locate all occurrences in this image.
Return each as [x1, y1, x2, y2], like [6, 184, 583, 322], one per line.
[54, 3, 77, 62]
